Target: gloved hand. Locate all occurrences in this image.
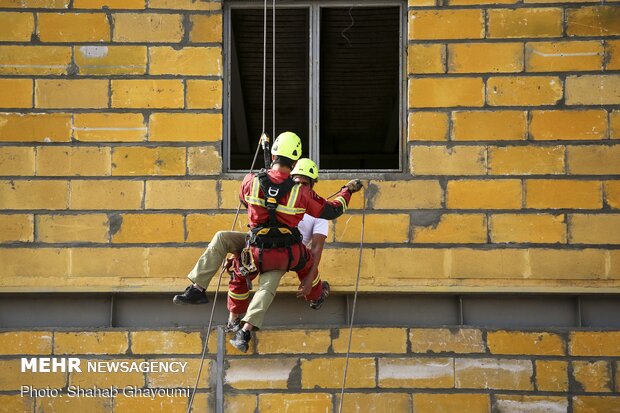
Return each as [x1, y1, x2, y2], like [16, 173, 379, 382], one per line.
[345, 179, 363, 193]
[223, 255, 236, 272]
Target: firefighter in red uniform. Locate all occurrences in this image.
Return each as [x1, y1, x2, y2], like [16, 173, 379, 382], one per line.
[173, 131, 362, 352]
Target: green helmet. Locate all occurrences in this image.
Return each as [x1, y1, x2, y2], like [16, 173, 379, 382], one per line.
[291, 158, 319, 182]
[271, 132, 302, 160]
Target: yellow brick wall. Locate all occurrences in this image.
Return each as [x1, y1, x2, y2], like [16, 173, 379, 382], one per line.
[0, 0, 618, 293]
[1, 327, 620, 412]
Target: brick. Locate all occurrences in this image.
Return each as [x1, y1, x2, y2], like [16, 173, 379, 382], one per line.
[334, 214, 409, 243]
[190, 14, 222, 42]
[131, 331, 202, 354]
[452, 110, 527, 141]
[487, 76, 563, 106]
[449, 43, 523, 73]
[606, 181, 620, 209]
[0, 247, 68, 278]
[258, 394, 331, 413]
[111, 146, 185, 176]
[150, 46, 221, 76]
[411, 145, 486, 175]
[409, 10, 483, 40]
[488, 146, 565, 175]
[0, 113, 71, 142]
[70, 247, 146, 277]
[0, 146, 34, 175]
[332, 328, 406, 353]
[149, 0, 220, 10]
[113, 13, 183, 42]
[570, 331, 620, 356]
[0, 12, 34, 42]
[573, 396, 620, 413]
[526, 180, 602, 209]
[0, 0, 68, 6]
[54, 331, 128, 354]
[187, 80, 222, 109]
[409, 112, 448, 141]
[186, 214, 239, 242]
[529, 249, 606, 279]
[526, 41, 604, 72]
[337, 394, 411, 412]
[371, 248, 446, 283]
[0, 45, 71, 75]
[219, 179, 243, 209]
[226, 358, 296, 389]
[410, 77, 484, 108]
[111, 79, 184, 109]
[224, 395, 256, 413]
[36, 214, 109, 243]
[74, 113, 146, 142]
[70, 180, 143, 210]
[0, 331, 51, 355]
[530, 110, 607, 140]
[487, 331, 564, 355]
[36, 398, 112, 413]
[74, 0, 144, 8]
[608, 40, 620, 70]
[447, 179, 522, 209]
[495, 395, 568, 413]
[75, 45, 146, 75]
[0, 180, 68, 209]
[567, 6, 620, 36]
[455, 358, 533, 390]
[488, 8, 563, 38]
[451, 0, 516, 4]
[449, 248, 527, 279]
[413, 394, 490, 413]
[613, 111, 620, 139]
[146, 180, 217, 209]
[408, 43, 445, 74]
[302, 357, 376, 388]
[536, 360, 568, 392]
[568, 145, 620, 175]
[146, 246, 204, 278]
[0, 395, 34, 413]
[256, 329, 330, 354]
[379, 357, 453, 388]
[490, 213, 566, 243]
[37, 12, 110, 42]
[410, 328, 485, 354]
[0, 359, 65, 390]
[409, 0, 435, 5]
[111, 213, 184, 243]
[114, 395, 188, 413]
[69, 358, 144, 387]
[149, 113, 222, 142]
[188, 146, 222, 175]
[368, 180, 443, 209]
[36, 146, 111, 176]
[572, 361, 612, 392]
[412, 213, 486, 244]
[147, 358, 210, 388]
[35, 79, 108, 109]
[566, 75, 620, 105]
[0, 214, 33, 242]
[570, 214, 620, 244]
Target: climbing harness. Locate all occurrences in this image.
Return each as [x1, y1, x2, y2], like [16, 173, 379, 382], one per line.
[338, 184, 367, 413]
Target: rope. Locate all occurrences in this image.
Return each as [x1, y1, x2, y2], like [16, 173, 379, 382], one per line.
[337, 185, 366, 413]
[186, 139, 264, 413]
[261, 0, 267, 134]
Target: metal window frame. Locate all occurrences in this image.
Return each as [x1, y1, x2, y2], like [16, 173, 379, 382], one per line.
[223, 0, 407, 177]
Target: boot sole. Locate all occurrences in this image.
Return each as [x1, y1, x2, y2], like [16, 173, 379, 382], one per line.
[173, 296, 208, 305]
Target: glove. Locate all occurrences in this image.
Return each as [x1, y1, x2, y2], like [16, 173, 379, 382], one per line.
[345, 179, 363, 193]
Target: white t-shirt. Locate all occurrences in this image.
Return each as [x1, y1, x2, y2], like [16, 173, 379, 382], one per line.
[297, 214, 328, 247]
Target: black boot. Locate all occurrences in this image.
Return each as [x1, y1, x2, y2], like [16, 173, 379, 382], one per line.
[224, 318, 242, 333]
[173, 285, 208, 305]
[230, 329, 252, 353]
[310, 281, 330, 310]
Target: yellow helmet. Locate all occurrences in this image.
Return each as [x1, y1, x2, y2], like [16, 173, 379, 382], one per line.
[271, 131, 302, 160]
[291, 158, 319, 182]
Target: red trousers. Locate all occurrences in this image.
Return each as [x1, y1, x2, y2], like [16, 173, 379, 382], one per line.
[227, 242, 324, 315]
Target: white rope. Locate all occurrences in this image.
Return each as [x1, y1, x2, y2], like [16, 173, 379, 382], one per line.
[338, 185, 366, 413]
[272, 0, 276, 138]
